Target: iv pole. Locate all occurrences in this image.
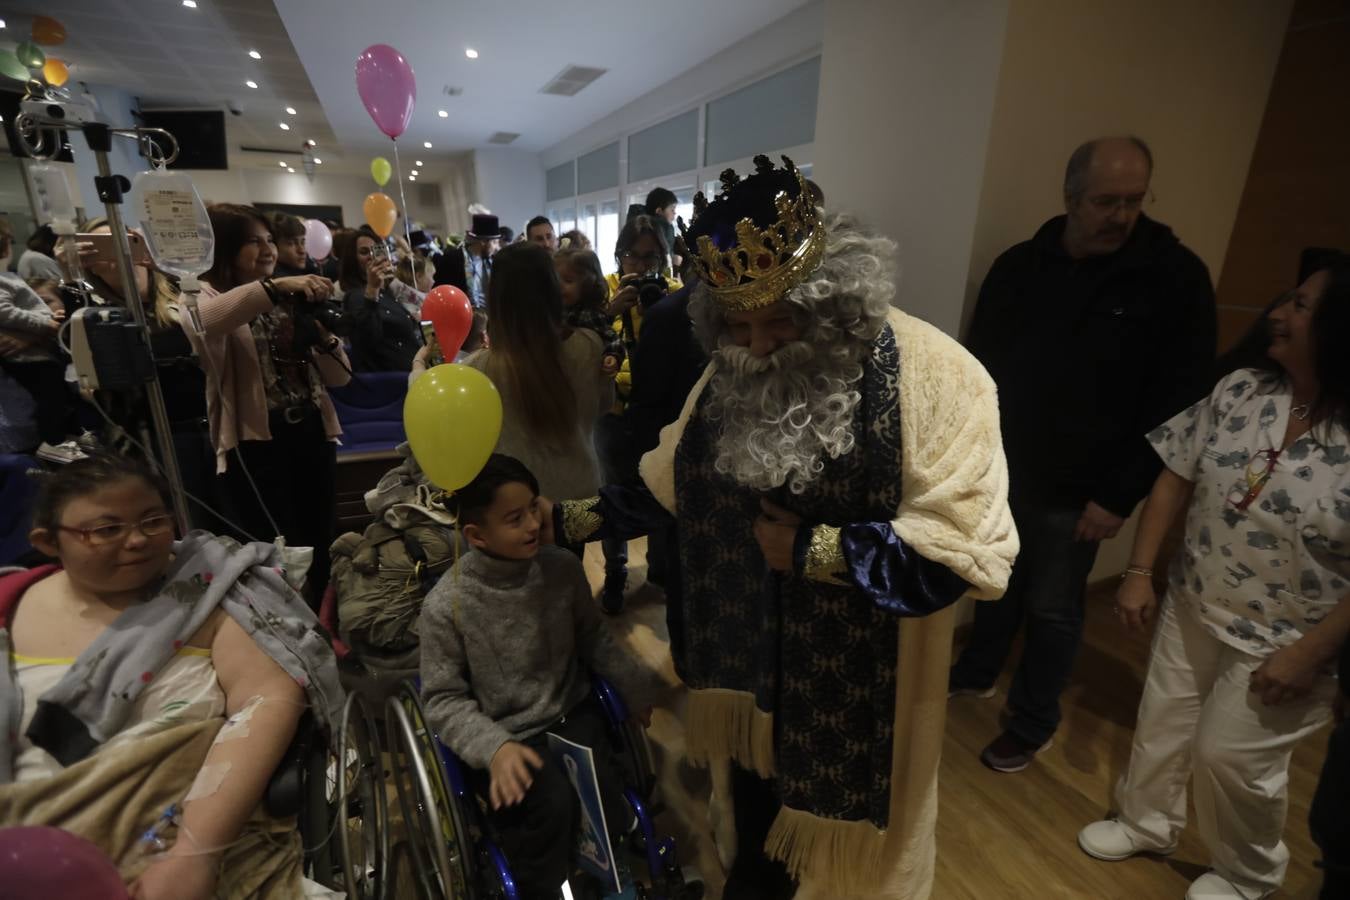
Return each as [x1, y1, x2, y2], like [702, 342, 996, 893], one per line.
[17, 99, 193, 532]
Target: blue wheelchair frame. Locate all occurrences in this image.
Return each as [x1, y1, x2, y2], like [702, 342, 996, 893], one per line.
[391, 676, 695, 900]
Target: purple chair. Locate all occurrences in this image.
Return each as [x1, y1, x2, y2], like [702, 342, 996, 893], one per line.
[329, 372, 408, 456]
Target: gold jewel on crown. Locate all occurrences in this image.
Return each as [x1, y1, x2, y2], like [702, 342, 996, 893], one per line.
[685, 155, 826, 312]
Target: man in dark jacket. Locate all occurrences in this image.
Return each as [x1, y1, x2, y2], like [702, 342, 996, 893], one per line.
[951, 136, 1217, 773]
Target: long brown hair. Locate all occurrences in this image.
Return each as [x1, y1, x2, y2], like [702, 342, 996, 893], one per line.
[201, 203, 271, 291]
[554, 248, 609, 312]
[483, 242, 576, 445]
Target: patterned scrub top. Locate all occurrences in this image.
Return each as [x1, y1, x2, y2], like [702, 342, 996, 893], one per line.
[1148, 367, 1350, 658]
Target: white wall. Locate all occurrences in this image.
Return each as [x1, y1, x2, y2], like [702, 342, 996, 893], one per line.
[813, 0, 1012, 336]
[472, 148, 546, 237]
[540, 1, 824, 169]
[176, 167, 447, 232]
[66, 83, 150, 221]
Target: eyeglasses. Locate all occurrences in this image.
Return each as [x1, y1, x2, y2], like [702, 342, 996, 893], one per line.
[1228, 448, 1282, 512]
[58, 513, 176, 547]
[622, 251, 663, 266]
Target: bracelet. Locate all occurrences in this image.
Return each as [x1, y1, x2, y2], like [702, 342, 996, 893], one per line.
[1122, 565, 1153, 579]
[260, 278, 279, 305]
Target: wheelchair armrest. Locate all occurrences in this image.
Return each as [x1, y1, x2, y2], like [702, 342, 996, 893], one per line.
[264, 712, 318, 818]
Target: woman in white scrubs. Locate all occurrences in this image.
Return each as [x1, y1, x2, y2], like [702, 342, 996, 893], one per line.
[1078, 254, 1350, 900]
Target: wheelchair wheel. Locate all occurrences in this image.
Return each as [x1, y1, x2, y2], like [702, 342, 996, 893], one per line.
[385, 682, 475, 900]
[336, 693, 390, 900]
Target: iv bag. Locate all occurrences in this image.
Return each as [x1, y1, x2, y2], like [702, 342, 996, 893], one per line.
[28, 164, 78, 229]
[128, 168, 214, 285]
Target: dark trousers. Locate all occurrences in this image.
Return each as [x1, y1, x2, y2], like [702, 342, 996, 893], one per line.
[950, 502, 1100, 746]
[217, 408, 335, 611]
[594, 414, 635, 578]
[722, 765, 795, 900]
[1, 358, 72, 445]
[484, 696, 630, 900]
[1311, 716, 1350, 899]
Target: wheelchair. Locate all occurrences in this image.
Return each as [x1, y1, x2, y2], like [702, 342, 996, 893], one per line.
[385, 678, 703, 900]
[268, 682, 391, 899]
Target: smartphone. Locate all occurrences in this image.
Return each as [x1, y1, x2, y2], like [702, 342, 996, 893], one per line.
[420, 320, 443, 366]
[77, 231, 151, 265]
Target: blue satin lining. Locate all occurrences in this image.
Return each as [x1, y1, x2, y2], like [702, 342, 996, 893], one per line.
[799, 521, 970, 617]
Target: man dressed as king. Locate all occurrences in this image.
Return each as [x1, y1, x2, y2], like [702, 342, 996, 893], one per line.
[552, 156, 1018, 900]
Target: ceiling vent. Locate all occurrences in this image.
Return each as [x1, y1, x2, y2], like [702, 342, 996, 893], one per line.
[442, 85, 463, 96]
[240, 145, 302, 156]
[539, 65, 607, 97]
[487, 131, 520, 145]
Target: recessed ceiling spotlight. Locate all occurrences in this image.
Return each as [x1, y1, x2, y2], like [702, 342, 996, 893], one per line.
[0, 18, 7, 28]
[409, 175, 416, 181]
[423, 141, 432, 149]
[248, 50, 261, 59]
[245, 80, 258, 89]
[415, 160, 424, 167]
[465, 48, 478, 59]
[438, 110, 448, 118]
[279, 122, 290, 130]
[285, 106, 296, 115]
[314, 158, 323, 164]
[410, 169, 419, 175]
[278, 161, 287, 167]
[182, 0, 197, 7]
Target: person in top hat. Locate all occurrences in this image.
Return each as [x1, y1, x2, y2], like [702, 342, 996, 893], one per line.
[433, 213, 503, 308]
[547, 156, 1017, 899]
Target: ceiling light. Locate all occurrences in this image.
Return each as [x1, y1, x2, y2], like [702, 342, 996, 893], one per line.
[279, 122, 290, 130]
[438, 109, 448, 118]
[465, 48, 478, 59]
[285, 106, 296, 115]
[0, 18, 7, 28]
[415, 160, 424, 167]
[278, 161, 287, 167]
[410, 169, 419, 176]
[182, 0, 197, 7]
[423, 141, 432, 149]
[245, 80, 258, 89]
[313, 158, 322, 165]
[248, 50, 261, 60]
[409, 175, 416, 181]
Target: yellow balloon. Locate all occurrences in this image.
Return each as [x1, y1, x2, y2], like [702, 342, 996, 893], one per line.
[403, 364, 503, 491]
[42, 58, 68, 87]
[370, 156, 391, 186]
[363, 191, 397, 239]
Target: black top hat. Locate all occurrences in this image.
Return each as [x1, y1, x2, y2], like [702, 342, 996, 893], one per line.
[467, 214, 501, 240]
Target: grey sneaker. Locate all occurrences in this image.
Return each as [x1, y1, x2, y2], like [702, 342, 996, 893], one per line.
[36, 440, 89, 465]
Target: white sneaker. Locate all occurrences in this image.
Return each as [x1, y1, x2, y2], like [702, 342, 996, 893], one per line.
[1185, 872, 1270, 899]
[35, 440, 89, 465]
[1077, 819, 1176, 861]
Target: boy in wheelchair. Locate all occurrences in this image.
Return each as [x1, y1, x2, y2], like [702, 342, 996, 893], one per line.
[420, 455, 663, 900]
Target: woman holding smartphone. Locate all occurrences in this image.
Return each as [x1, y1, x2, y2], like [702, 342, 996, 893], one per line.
[339, 227, 424, 372]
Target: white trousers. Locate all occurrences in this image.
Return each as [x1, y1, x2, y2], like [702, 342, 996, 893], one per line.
[1115, 599, 1334, 899]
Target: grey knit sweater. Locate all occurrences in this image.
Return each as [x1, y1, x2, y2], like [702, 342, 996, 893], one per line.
[419, 544, 659, 770]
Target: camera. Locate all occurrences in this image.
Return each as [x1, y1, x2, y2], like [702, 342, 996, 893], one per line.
[277, 292, 351, 354]
[632, 271, 670, 309]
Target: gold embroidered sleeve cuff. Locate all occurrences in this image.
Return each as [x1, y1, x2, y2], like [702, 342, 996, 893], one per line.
[560, 499, 604, 544]
[802, 524, 849, 585]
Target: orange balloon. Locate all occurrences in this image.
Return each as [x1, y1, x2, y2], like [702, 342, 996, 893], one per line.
[41, 58, 68, 87]
[32, 16, 67, 46]
[363, 192, 397, 239]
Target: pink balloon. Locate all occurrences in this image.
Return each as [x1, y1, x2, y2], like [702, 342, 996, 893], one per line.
[422, 285, 473, 357]
[355, 44, 416, 139]
[303, 218, 333, 260]
[0, 826, 130, 899]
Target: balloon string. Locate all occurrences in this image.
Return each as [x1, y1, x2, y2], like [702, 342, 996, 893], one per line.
[391, 139, 416, 274]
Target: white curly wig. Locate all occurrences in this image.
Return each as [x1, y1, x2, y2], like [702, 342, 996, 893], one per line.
[688, 213, 897, 494]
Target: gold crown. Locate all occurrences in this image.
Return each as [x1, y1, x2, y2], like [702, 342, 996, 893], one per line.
[683, 156, 825, 312]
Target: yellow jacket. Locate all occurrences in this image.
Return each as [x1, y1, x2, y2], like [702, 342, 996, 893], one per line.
[605, 271, 682, 402]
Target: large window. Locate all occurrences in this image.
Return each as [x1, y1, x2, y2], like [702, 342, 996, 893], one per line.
[542, 55, 819, 272]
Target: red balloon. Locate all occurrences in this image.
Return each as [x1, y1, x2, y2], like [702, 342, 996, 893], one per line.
[422, 285, 473, 357]
[0, 826, 130, 899]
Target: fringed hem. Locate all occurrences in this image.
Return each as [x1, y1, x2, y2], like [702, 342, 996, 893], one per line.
[683, 688, 775, 777]
[765, 804, 889, 895]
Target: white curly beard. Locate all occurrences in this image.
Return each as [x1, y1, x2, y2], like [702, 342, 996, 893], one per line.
[704, 339, 865, 494]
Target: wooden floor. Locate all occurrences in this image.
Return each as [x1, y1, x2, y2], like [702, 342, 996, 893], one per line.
[935, 583, 1332, 900]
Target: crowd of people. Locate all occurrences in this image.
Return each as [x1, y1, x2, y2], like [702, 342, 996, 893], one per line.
[0, 137, 1346, 900]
